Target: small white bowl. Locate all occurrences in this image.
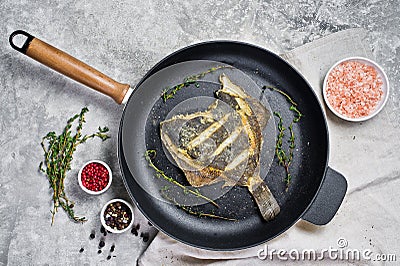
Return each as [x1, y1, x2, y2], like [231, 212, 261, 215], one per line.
[100, 198, 134, 234]
[322, 57, 389, 122]
[78, 160, 112, 195]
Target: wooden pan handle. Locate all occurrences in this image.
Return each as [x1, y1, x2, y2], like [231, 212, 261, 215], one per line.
[9, 30, 131, 104]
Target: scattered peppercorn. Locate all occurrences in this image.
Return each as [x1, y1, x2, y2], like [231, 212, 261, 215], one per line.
[131, 227, 138, 236]
[107, 255, 112, 260]
[98, 250, 102, 254]
[99, 240, 105, 248]
[89, 232, 95, 240]
[136, 224, 140, 230]
[81, 162, 109, 192]
[140, 232, 149, 242]
[103, 201, 132, 231]
[110, 244, 115, 252]
[79, 247, 84, 253]
[100, 226, 108, 236]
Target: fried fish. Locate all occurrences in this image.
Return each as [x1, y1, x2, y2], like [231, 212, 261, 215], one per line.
[160, 74, 280, 221]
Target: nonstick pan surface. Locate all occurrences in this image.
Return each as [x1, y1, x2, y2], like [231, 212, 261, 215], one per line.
[119, 41, 347, 250]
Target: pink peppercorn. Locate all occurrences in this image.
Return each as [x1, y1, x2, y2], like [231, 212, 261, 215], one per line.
[81, 162, 110, 192]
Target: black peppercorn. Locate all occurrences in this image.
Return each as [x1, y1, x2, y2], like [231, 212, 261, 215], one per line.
[103, 201, 132, 231]
[141, 232, 149, 242]
[79, 247, 84, 253]
[131, 227, 138, 236]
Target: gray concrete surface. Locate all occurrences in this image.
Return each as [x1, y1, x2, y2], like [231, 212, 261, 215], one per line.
[0, 0, 399, 265]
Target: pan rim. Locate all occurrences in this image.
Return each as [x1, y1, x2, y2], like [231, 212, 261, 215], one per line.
[118, 40, 330, 251]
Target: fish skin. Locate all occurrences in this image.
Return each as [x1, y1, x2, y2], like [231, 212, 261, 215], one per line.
[160, 74, 280, 221]
[160, 100, 242, 187]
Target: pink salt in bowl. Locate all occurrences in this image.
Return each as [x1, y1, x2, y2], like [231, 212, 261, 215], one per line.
[323, 57, 389, 122]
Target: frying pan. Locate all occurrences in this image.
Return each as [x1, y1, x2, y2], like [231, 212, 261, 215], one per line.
[9, 30, 347, 250]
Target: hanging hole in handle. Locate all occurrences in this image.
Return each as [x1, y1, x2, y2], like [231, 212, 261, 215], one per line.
[9, 30, 35, 54]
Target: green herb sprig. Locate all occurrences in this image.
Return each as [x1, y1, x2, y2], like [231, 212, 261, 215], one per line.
[262, 86, 303, 189]
[183, 66, 231, 83]
[160, 187, 236, 221]
[161, 65, 231, 102]
[144, 150, 219, 207]
[39, 107, 110, 225]
[273, 111, 295, 187]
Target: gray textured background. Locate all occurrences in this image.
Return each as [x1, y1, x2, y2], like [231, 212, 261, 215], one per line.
[0, 0, 399, 265]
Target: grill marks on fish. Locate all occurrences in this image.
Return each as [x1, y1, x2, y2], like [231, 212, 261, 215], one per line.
[160, 74, 280, 221]
[211, 126, 243, 158]
[161, 101, 243, 187]
[185, 113, 231, 153]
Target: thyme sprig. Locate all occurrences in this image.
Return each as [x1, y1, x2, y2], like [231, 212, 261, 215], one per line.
[39, 107, 110, 225]
[160, 188, 236, 221]
[161, 65, 231, 102]
[183, 65, 231, 83]
[273, 112, 296, 187]
[161, 82, 196, 102]
[262, 86, 303, 189]
[264, 86, 303, 122]
[144, 150, 219, 207]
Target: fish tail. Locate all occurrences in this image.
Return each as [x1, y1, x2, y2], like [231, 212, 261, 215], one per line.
[248, 178, 280, 221]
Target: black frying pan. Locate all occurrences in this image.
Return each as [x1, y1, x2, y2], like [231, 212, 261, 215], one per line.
[10, 30, 347, 250]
